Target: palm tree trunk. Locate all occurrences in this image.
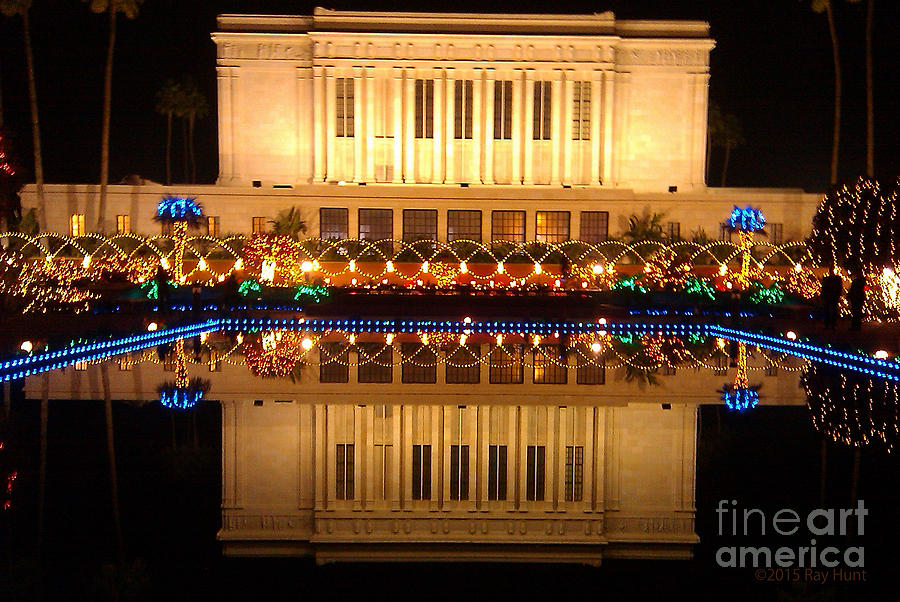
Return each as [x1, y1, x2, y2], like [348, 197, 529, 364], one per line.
[850, 448, 861, 504]
[188, 113, 196, 184]
[192, 412, 199, 448]
[181, 118, 189, 183]
[825, 3, 841, 185]
[165, 112, 172, 185]
[97, 7, 117, 233]
[22, 10, 47, 233]
[101, 364, 124, 562]
[37, 374, 48, 561]
[720, 144, 731, 187]
[170, 413, 177, 451]
[865, 0, 874, 176]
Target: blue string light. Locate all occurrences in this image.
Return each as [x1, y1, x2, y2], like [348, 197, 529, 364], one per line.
[155, 196, 203, 221]
[728, 206, 766, 232]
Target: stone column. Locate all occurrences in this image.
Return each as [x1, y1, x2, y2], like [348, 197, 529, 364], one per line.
[296, 67, 312, 183]
[353, 67, 364, 183]
[508, 405, 518, 512]
[315, 403, 327, 511]
[523, 70, 535, 185]
[467, 406, 477, 511]
[312, 67, 326, 182]
[442, 405, 452, 509]
[611, 71, 631, 186]
[353, 404, 363, 510]
[479, 405, 490, 511]
[545, 405, 557, 512]
[517, 406, 527, 512]
[511, 70, 524, 185]
[325, 68, 337, 182]
[471, 70, 482, 184]
[391, 404, 402, 510]
[445, 69, 455, 183]
[483, 71, 495, 184]
[216, 66, 235, 184]
[556, 406, 567, 512]
[326, 404, 336, 507]
[550, 70, 564, 185]
[582, 406, 595, 513]
[590, 71, 603, 185]
[692, 73, 711, 187]
[392, 68, 404, 183]
[431, 405, 441, 511]
[601, 70, 615, 186]
[402, 405, 413, 510]
[432, 69, 444, 184]
[365, 70, 376, 183]
[404, 68, 415, 182]
[365, 404, 375, 510]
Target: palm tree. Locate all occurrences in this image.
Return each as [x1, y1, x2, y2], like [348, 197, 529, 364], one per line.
[179, 77, 208, 184]
[154, 79, 182, 186]
[1, 0, 47, 231]
[803, 0, 842, 185]
[623, 210, 666, 243]
[705, 100, 723, 184]
[100, 363, 124, 562]
[269, 206, 308, 240]
[83, 0, 143, 232]
[863, 0, 874, 176]
[153, 195, 203, 282]
[715, 113, 745, 187]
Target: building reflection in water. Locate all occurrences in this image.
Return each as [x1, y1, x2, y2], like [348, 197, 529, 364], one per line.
[27, 329, 809, 563]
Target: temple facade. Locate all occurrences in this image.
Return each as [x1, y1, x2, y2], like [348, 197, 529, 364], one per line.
[19, 8, 820, 242]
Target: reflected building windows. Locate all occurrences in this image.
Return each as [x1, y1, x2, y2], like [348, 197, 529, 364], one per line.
[414, 79, 434, 138]
[447, 209, 482, 243]
[402, 209, 438, 244]
[336, 78, 355, 138]
[320, 343, 350, 383]
[449, 445, 469, 500]
[526, 445, 545, 501]
[487, 444, 507, 501]
[571, 81, 591, 141]
[491, 210, 525, 244]
[358, 208, 393, 241]
[489, 344, 524, 384]
[564, 445, 583, 502]
[320, 208, 349, 240]
[454, 80, 474, 140]
[335, 443, 355, 500]
[580, 211, 609, 243]
[401, 343, 436, 383]
[493, 80, 513, 140]
[533, 345, 568, 384]
[446, 344, 480, 384]
[535, 211, 570, 243]
[532, 81, 552, 140]
[411, 444, 431, 500]
[358, 343, 392, 383]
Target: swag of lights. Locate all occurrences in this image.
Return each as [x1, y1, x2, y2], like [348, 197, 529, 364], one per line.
[0, 231, 815, 286]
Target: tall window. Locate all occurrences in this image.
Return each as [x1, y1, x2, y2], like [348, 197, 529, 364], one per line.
[373, 78, 393, 138]
[533, 345, 568, 384]
[402, 209, 437, 243]
[116, 214, 130, 234]
[335, 443, 355, 500]
[252, 217, 266, 234]
[493, 80, 513, 140]
[412, 444, 431, 500]
[535, 211, 570, 243]
[320, 343, 349, 383]
[208, 349, 222, 372]
[719, 223, 734, 242]
[118, 353, 132, 371]
[336, 77, 354, 138]
[489, 344, 524, 384]
[576, 345, 605, 385]
[206, 216, 220, 238]
[533, 81, 552, 140]
[487, 445, 507, 501]
[447, 210, 482, 242]
[454, 80, 473, 140]
[70, 214, 85, 237]
[769, 223, 784, 244]
[572, 81, 591, 140]
[415, 79, 434, 138]
[450, 445, 469, 500]
[580, 211, 609, 243]
[526, 445, 546, 501]
[666, 222, 681, 241]
[564, 445, 584, 502]
[358, 209, 392, 241]
[491, 210, 525, 243]
[401, 343, 436, 383]
[446, 344, 480, 384]
[320, 208, 349, 240]
[358, 342, 392, 383]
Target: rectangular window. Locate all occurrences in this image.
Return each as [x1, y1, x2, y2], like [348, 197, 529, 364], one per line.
[533, 81, 552, 140]
[491, 210, 525, 243]
[161, 222, 174, 236]
[454, 80, 474, 140]
[719, 223, 733, 242]
[402, 209, 438, 243]
[493, 80, 513, 140]
[714, 354, 728, 375]
[336, 77, 355, 138]
[489, 344, 524, 384]
[770, 223, 784, 244]
[572, 82, 591, 141]
[415, 79, 434, 138]
[447, 210, 482, 243]
[487, 445, 507, 501]
[401, 343, 436, 383]
[533, 345, 568, 384]
[116, 214, 130, 234]
[535, 211, 570, 243]
[564, 445, 584, 502]
[335, 443, 355, 500]
[320, 208, 349, 240]
[117, 353, 132, 371]
[666, 222, 681, 241]
[450, 445, 469, 501]
[163, 352, 177, 372]
[358, 209, 393, 241]
[320, 342, 350, 383]
[526, 445, 545, 501]
[411, 444, 432, 500]
[357, 342, 392, 383]
[446, 344, 480, 384]
[206, 216, 220, 238]
[252, 217, 266, 235]
[208, 349, 222, 372]
[74, 360, 88, 371]
[580, 211, 609, 243]
[576, 351, 606, 385]
[766, 365, 779, 377]
[70, 214, 85, 237]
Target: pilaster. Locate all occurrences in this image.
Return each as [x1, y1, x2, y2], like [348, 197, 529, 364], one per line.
[472, 70, 483, 184]
[353, 67, 364, 183]
[392, 68, 404, 183]
[483, 71, 495, 184]
[523, 71, 535, 185]
[445, 69, 455, 183]
[550, 70, 563, 185]
[313, 66, 326, 182]
[325, 68, 337, 182]
[511, 70, 523, 185]
[365, 70, 376, 182]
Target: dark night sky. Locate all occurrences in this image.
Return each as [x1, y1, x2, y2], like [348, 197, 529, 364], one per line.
[0, 0, 897, 192]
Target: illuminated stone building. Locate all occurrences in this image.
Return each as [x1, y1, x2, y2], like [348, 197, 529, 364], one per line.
[23, 8, 819, 244]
